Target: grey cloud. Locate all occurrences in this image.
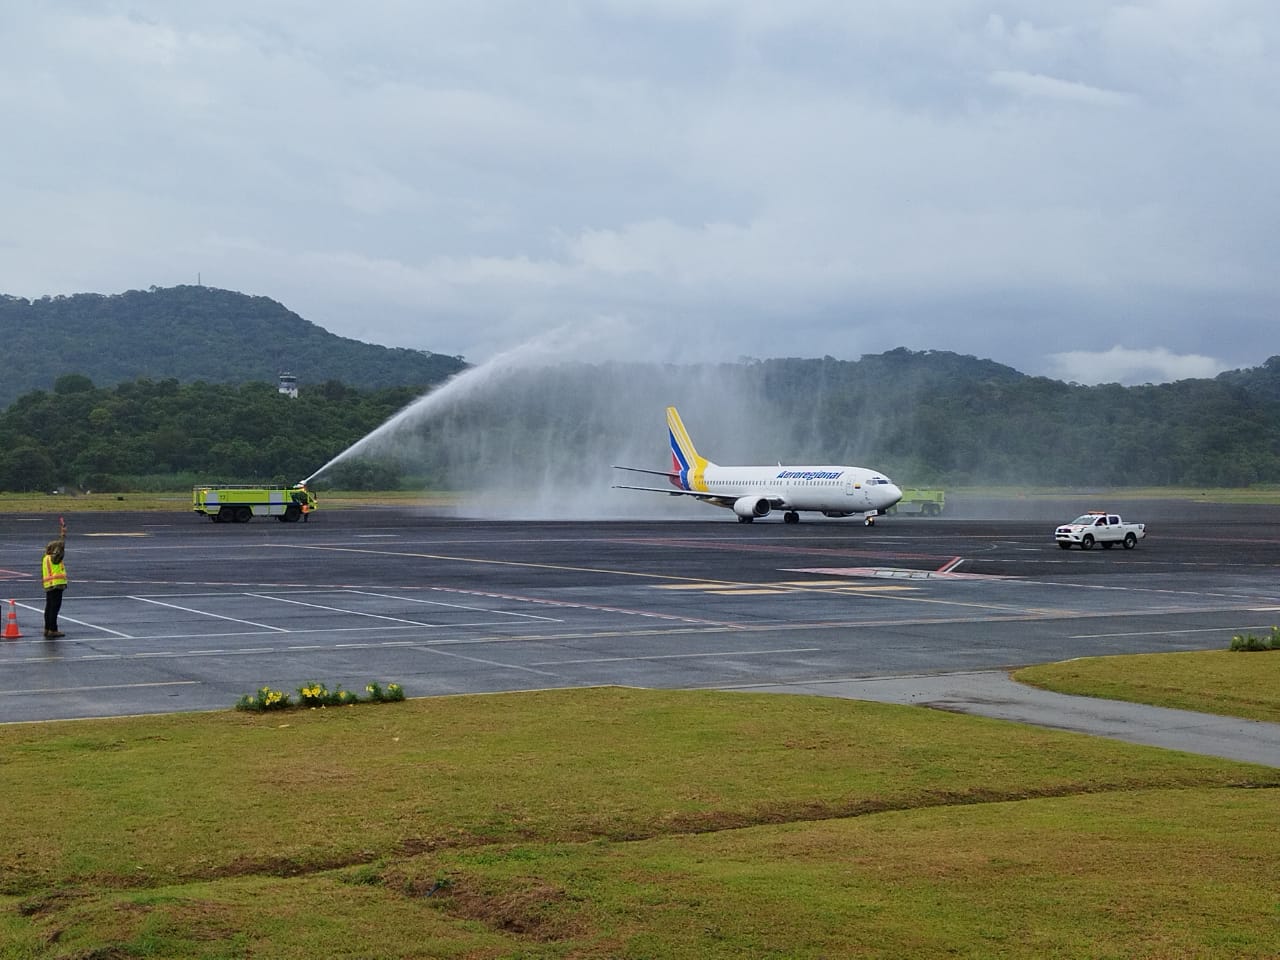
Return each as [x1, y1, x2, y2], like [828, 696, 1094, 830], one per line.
[0, 2, 1277, 383]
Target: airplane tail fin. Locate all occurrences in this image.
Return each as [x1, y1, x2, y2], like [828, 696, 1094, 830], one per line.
[667, 406, 712, 491]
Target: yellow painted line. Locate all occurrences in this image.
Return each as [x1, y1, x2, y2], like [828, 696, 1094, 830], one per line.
[833, 585, 918, 593]
[707, 589, 789, 596]
[661, 580, 918, 595]
[84, 532, 149, 538]
[773, 583, 865, 591]
[285, 545, 1024, 614]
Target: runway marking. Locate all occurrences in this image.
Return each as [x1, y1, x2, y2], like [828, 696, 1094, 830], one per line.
[248, 593, 449, 627]
[0, 568, 28, 579]
[133, 596, 287, 632]
[344, 589, 561, 622]
[1069, 623, 1273, 640]
[0, 680, 199, 697]
[284, 543, 827, 601]
[12, 601, 136, 638]
[417, 646, 562, 678]
[84, 532, 149, 537]
[655, 580, 919, 596]
[787, 566, 1006, 581]
[532, 647, 822, 666]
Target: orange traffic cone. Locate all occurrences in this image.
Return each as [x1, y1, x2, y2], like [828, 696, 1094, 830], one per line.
[3, 600, 22, 639]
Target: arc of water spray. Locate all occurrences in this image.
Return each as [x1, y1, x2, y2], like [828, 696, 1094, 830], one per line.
[301, 319, 630, 484]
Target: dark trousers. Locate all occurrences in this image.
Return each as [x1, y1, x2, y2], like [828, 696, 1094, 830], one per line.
[44, 588, 63, 632]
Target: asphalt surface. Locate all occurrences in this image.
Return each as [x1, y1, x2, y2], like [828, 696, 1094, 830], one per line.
[2, 497, 1278, 765]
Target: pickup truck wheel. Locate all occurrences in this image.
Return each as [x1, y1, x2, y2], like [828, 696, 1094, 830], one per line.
[1081, 534, 1094, 550]
[1123, 532, 1137, 549]
[1058, 542, 1072, 550]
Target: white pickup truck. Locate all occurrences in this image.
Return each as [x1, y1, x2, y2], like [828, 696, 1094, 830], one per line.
[1055, 512, 1146, 550]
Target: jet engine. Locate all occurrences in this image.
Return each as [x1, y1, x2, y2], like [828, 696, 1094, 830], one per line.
[733, 496, 772, 520]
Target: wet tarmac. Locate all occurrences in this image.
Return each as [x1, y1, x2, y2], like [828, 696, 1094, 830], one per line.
[1, 502, 1277, 764]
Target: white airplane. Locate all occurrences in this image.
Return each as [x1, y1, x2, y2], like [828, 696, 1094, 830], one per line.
[613, 406, 903, 524]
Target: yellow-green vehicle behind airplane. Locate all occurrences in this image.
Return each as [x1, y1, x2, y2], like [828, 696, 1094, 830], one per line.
[888, 488, 945, 516]
[192, 483, 317, 523]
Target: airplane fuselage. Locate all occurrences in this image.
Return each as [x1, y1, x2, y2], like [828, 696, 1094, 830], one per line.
[614, 406, 903, 524]
[678, 464, 901, 516]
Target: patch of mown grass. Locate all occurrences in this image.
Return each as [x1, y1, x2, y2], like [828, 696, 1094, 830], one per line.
[1014, 651, 1280, 723]
[954, 484, 1280, 504]
[2, 687, 1277, 958]
[0, 489, 456, 514]
[0, 492, 189, 512]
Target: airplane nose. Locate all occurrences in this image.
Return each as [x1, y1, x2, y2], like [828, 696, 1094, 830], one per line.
[884, 483, 903, 507]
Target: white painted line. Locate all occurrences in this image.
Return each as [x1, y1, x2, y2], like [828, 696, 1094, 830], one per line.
[344, 589, 561, 622]
[532, 646, 823, 666]
[2, 680, 199, 697]
[132, 596, 288, 632]
[1068, 625, 1261, 639]
[246, 593, 442, 626]
[418, 645, 562, 677]
[47, 616, 134, 638]
[11, 601, 135, 638]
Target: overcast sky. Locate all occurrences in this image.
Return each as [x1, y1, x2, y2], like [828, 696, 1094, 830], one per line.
[3, 2, 1277, 385]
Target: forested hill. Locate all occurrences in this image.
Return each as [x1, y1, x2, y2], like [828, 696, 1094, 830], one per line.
[0, 285, 467, 406]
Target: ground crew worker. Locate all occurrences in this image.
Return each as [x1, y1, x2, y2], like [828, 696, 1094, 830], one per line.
[292, 484, 311, 521]
[42, 517, 68, 638]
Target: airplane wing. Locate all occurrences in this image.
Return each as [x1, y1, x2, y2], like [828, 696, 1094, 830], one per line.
[610, 482, 736, 505]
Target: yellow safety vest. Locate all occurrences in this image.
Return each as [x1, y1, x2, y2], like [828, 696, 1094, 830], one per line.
[42, 554, 67, 591]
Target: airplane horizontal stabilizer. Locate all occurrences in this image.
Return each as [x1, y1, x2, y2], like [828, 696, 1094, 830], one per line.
[611, 465, 682, 480]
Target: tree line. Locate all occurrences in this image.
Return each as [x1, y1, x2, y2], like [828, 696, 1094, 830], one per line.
[2, 350, 1279, 493]
[0, 375, 423, 493]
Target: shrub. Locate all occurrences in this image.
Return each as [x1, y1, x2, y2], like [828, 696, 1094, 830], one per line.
[235, 686, 293, 712]
[297, 681, 354, 707]
[1229, 627, 1279, 652]
[363, 681, 405, 702]
[235, 681, 404, 710]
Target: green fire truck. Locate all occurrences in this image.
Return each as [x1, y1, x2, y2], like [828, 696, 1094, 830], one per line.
[192, 484, 317, 523]
[888, 488, 945, 516]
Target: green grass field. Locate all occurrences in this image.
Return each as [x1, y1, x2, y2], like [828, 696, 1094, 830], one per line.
[1015, 650, 1280, 722]
[2, 685, 1278, 958]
